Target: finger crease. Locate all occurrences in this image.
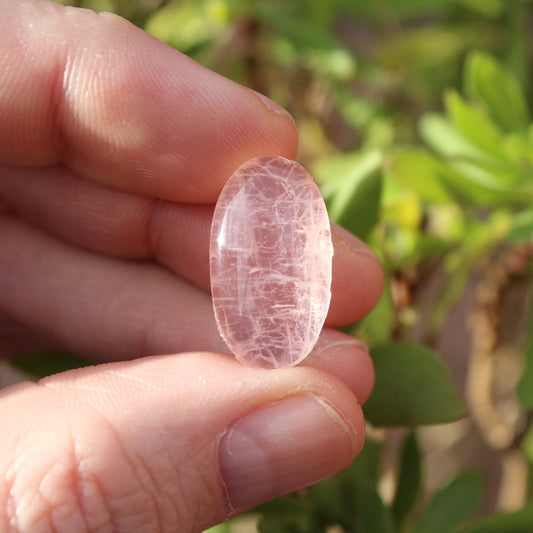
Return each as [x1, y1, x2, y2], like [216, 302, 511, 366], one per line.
[146, 197, 165, 263]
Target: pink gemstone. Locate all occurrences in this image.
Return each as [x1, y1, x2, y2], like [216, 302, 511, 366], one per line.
[210, 155, 333, 369]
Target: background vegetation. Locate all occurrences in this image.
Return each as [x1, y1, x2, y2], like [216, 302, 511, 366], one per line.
[34, 0, 533, 531]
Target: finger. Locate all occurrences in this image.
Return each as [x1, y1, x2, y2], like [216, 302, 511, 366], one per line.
[0, 317, 60, 357]
[2, 0, 298, 202]
[329, 223, 383, 325]
[302, 329, 375, 404]
[0, 215, 228, 361]
[0, 215, 375, 387]
[1, 214, 375, 402]
[3, 323, 373, 404]
[0, 353, 365, 531]
[0, 166, 384, 326]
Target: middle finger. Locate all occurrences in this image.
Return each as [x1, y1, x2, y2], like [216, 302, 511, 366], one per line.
[0, 164, 383, 326]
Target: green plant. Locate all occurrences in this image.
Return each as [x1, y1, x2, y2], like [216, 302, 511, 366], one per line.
[242, 45, 533, 533]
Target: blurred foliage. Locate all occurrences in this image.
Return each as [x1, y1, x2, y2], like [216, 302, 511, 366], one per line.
[40, 0, 533, 531]
[364, 343, 465, 427]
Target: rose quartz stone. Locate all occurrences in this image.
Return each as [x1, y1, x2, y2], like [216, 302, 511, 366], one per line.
[210, 155, 333, 369]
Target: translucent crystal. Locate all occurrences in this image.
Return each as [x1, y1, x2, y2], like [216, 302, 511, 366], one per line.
[210, 155, 333, 369]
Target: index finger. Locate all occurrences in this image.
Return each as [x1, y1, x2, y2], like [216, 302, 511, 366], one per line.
[1, 0, 298, 202]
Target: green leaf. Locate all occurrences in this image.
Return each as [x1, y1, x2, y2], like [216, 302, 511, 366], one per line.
[464, 51, 529, 133]
[250, 495, 311, 518]
[411, 471, 484, 533]
[349, 481, 395, 533]
[420, 114, 491, 164]
[251, 495, 317, 533]
[357, 274, 396, 344]
[308, 474, 349, 526]
[389, 148, 454, 204]
[521, 422, 533, 465]
[507, 208, 533, 243]
[379, 27, 471, 71]
[145, 2, 222, 53]
[337, 0, 458, 19]
[349, 435, 383, 487]
[364, 342, 466, 426]
[502, 133, 533, 171]
[460, 0, 505, 17]
[317, 150, 383, 242]
[461, 505, 533, 533]
[202, 523, 230, 533]
[417, 117, 533, 205]
[444, 90, 505, 160]
[445, 160, 533, 206]
[392, 432, 423, 529]
[334, 439, 393, 532]
[253, 3, 339, 50]
[9, 351, 92, 380]
[308, 437, 383, 526]
[258, 515, 321, 533]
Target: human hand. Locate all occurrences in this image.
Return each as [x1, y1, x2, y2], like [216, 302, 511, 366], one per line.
[0, 1, 383, 531]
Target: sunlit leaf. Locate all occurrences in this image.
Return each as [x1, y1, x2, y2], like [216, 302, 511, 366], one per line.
[389, 148, 453, 204]
[464, 51, 529, 132]
[502, 134, 533, 171]
[202, 523, 230, 533]
[460, 0, 505, 17]
[387, 199, 422, 236]
[318, 151, 383, 241]
[444, 90, 505, 160]
[145, 2, 224, 52]
[447, 160, 533, 205]
[365, 342, 466, 426]
[416, 117, 533, 205]
[420, 114, 490, 163]
[443, 91, 533, 182]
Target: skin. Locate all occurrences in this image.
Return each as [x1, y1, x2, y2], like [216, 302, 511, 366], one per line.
[0, 1, 384, 532]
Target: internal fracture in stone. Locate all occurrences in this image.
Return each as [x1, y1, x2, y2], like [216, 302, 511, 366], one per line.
[210, 155, 333, 369]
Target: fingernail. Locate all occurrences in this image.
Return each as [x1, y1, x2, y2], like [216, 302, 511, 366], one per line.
[331, 223, 379, 259]
[219, 394, 356, 511]
[252, 90, 295, 123]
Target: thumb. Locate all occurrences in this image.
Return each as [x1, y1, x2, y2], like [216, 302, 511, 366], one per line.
[0, 353, 364, 532]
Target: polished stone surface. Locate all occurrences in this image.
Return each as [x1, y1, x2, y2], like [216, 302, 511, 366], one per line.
[210, 155, 333, 369]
